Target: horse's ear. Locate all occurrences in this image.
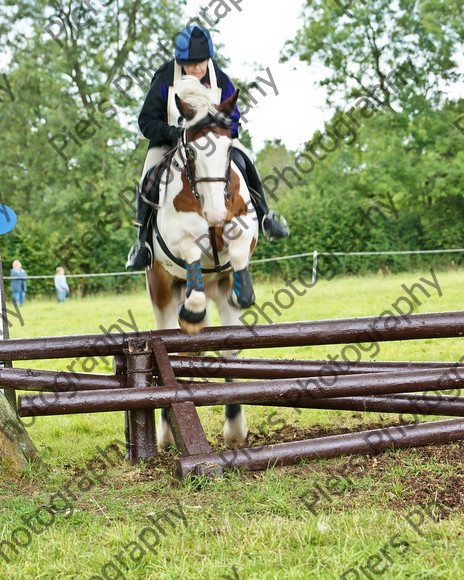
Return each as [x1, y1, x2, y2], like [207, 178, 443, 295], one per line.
[216, 89, 240, 117]
[175, 94, 196, 121]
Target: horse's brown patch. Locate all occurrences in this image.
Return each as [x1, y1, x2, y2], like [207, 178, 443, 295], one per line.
[173, 174, 202, 216]
[209, 227, 225, 253]
[146, 260, 176, 308]
[187, 125, 230, 142]
[225, 169, 247, 222]
[250, 237, 257, 255]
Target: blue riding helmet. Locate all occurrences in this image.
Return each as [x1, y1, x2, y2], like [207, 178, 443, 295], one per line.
[175, 25, 214, 65]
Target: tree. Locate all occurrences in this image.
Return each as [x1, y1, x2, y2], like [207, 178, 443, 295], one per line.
[283, 0, 463, 112]
[0, 392, 38, 476]
[0, 0, 185, 294]
[256, 0, 464, 276]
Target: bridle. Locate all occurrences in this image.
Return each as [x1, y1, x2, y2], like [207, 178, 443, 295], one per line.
[174, 126, 233, 202]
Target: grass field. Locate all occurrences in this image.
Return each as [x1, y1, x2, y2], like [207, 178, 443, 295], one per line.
[1, 267, 464, 579]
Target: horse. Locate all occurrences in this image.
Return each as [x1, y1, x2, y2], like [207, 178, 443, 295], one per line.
[145, 76, 259, 450]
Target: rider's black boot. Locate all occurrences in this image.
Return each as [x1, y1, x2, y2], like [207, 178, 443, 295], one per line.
[125, 185, 153, 271]
[232, 149, 289, 241]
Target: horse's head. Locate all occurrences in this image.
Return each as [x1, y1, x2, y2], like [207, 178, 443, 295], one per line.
[175, 77, 240, 227]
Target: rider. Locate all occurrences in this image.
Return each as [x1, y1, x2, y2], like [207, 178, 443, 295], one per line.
[126, 25, 289, 271]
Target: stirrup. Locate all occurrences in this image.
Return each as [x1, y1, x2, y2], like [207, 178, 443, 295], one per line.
[125, 241, 153, 270]
[261, 210, 289, 241]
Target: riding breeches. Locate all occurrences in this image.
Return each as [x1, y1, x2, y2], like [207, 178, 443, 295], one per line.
[140, 146, 171, 184]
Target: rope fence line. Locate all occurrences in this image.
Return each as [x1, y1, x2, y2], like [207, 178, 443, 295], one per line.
[3, 248, 463, 280]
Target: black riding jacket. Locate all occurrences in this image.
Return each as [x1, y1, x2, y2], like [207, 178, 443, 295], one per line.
[138, 59, 240, 149]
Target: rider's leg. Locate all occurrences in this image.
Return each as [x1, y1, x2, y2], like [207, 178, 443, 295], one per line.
[126, 146, 169, 270]
[232, 139, 289, 241]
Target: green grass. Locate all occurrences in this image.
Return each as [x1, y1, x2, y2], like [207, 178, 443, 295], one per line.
[2, 268, 464, 579]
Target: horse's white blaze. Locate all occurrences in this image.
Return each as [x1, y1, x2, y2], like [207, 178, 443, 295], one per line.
[224, 412, 247, 447]
[194, 135, 231, 226]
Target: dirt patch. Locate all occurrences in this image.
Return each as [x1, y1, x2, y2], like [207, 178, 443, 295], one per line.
[204, 419, 464, 516]
[210, 418, 421, 449]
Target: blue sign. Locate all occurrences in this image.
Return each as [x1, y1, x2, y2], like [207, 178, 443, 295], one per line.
[0, 206, 17, 235]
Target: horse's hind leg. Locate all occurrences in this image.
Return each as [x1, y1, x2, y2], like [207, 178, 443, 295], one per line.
[224, 398, 247, 448]
[158, 408, 175, 450]
[212, 278, 248, 447]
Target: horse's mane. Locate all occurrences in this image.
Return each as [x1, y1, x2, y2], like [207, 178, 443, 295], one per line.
[176, 75, 230, 130]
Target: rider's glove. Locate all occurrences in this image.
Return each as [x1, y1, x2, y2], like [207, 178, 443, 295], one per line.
[163, 124, 182, 146]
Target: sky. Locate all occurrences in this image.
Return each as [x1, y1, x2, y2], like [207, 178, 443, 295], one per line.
[185, 0, 330, 151]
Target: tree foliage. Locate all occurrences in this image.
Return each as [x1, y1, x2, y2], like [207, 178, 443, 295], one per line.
[1, 0, 464, 293]
[250, 0, 464, 277]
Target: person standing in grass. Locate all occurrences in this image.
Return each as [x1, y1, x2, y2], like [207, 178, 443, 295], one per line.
[54, 267, 69, 303]
[10, 260, 28, 305]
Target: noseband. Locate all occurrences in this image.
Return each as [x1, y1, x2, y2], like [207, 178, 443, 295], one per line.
[176, 127, 232, 202]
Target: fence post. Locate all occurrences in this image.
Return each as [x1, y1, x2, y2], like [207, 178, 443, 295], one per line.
[124, 339, 157, 464]
[151, 336, 222, 477]
[0, 252, 16, 411]
[113, 354, 130, 459]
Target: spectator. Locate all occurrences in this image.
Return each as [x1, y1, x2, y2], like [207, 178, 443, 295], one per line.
[10, 260, 28, 305]
[54, 267, 69, 303]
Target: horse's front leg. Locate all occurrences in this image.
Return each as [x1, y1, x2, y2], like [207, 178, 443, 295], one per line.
[178, 237, 207, 334]
[226, 218, 257, 309]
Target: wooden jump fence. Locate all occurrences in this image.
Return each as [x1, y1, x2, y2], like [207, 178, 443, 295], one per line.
[1, 311, 464, 477]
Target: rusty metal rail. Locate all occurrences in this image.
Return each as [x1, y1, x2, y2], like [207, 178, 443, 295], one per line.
[169, 356, 464, 379]
[7, 311, 464, 477]
[17, 367, 464, 417]
[0, 367, 125, 391]
[1, 310, 464, 360]
[256, 393, 464, 415]
[4, 358, 463, 392]
[176, 418, 464, 476]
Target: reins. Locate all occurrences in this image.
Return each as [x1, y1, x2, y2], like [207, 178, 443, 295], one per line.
[176, 126, 232, 202]
[153, 124, 234, 274]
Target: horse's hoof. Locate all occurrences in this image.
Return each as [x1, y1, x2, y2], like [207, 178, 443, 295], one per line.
[157, 416, 175, 451]
[179, 318, 206, 335]
[227, 268, 255, 309]
[178, 304, 206, 335]
[224, 415, 248, 448]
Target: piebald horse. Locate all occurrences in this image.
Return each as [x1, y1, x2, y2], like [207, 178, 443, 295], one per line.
[145, 76, 258, 450]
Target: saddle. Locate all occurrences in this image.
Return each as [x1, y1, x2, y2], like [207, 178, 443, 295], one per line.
[231, 148, 261, 200]
[140, 150, 174, 212]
